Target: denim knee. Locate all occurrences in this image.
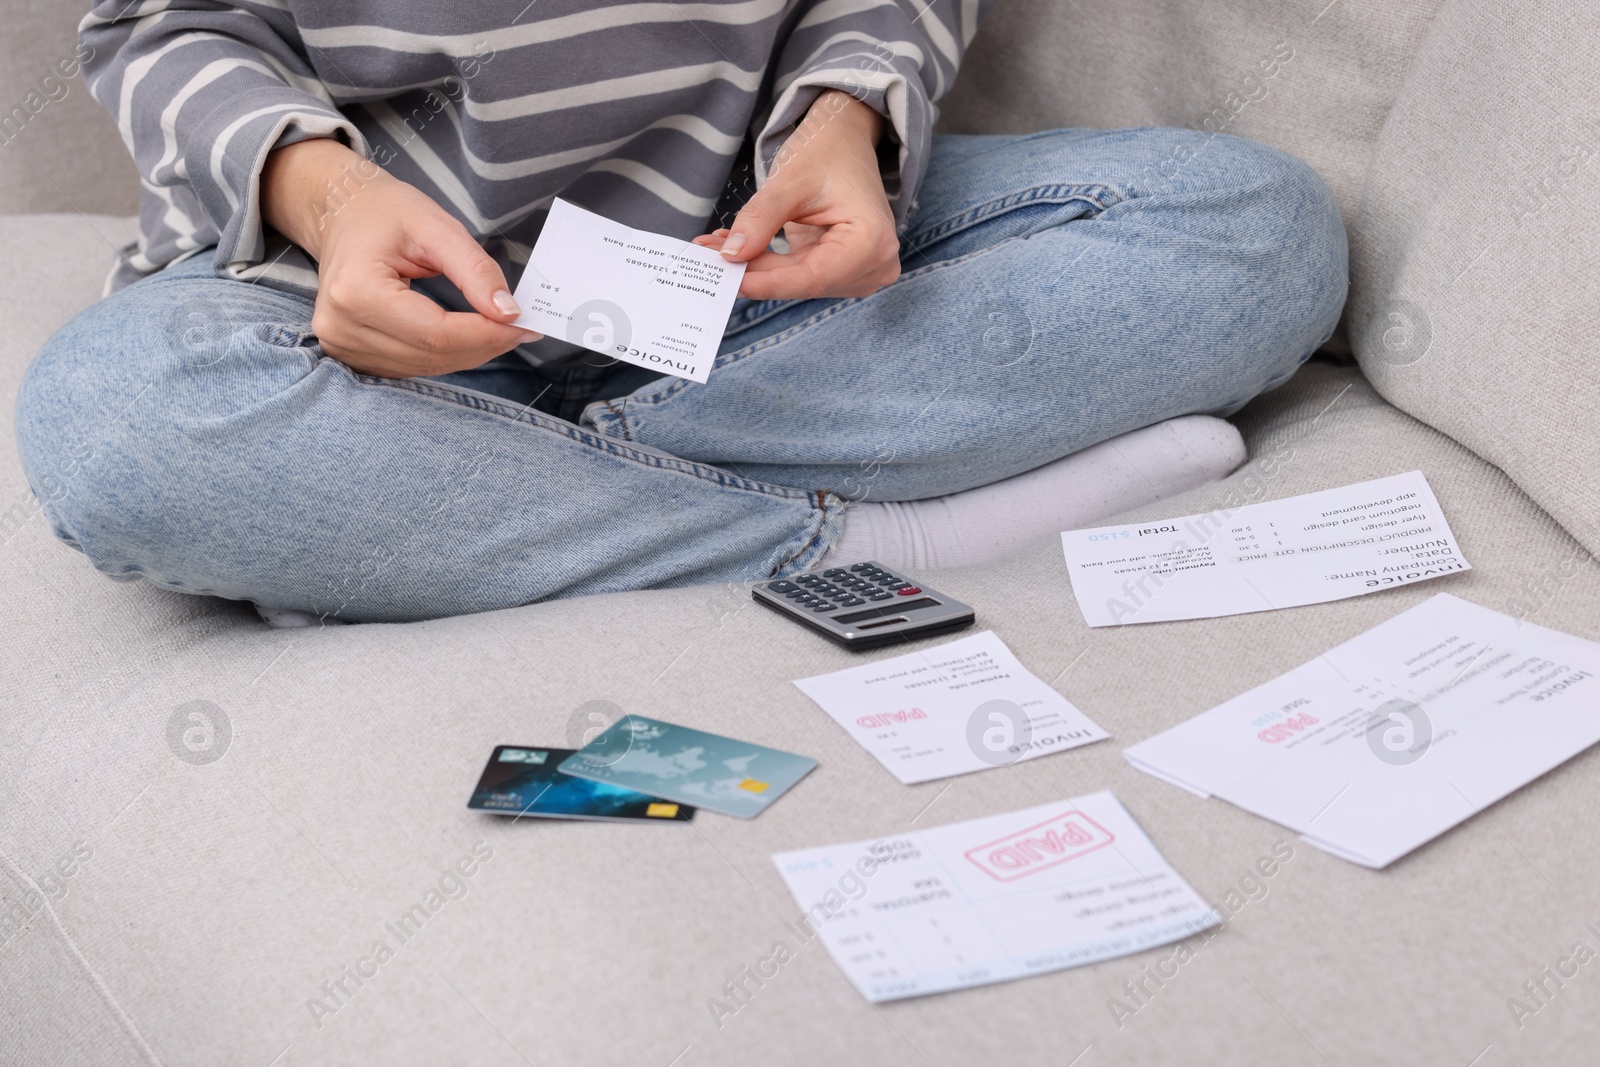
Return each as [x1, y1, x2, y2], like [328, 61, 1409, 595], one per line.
[14, 291, 206, 576]
[13, 353, 98, 557]
[1199, 135, 1349, 395]
[1265, 151, 1348, 384]
[16, 319, 133, 565]
[1225, 134, 1348, 309]
[15, 280, 318, 588]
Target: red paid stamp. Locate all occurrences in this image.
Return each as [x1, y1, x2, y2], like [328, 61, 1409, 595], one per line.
[963, 810, 1115, 883]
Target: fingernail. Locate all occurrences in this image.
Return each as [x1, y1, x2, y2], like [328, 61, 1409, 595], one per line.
[720, 233, 747, 257]
[492, 290, 521, 316]
[518, 330, 542, 343]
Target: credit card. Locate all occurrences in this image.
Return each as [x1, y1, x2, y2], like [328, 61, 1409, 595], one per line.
[468, 745, 693, 822]
[557, 715, 817, 819]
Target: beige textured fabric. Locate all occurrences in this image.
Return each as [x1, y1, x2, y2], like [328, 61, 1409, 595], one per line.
[7, 345, 1600, 1065]
[1347, 0, 1600, 558]
[939, 0, 1447, 234]
[0, 0, 138, 216]
[7, 0, 1600, 1063]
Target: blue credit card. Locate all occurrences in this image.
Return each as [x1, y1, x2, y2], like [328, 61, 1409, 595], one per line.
[468, 746, 693, 822]
[556, 715, 817, 819]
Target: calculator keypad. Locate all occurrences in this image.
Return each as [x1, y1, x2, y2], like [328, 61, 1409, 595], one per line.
[765, 564, 919, 612]
[754, 559, 974, 649]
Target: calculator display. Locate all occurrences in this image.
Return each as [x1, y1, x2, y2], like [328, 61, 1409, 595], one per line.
[834, 598, 941, 624]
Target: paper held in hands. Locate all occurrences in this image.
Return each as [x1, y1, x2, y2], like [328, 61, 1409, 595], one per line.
[511, 198, 745, 383]
[771, 792, 1217, 1003]
[792, 630, 1107, 784]
[1125, 594, 1600, 868]
[1059, 470, 1470, 626]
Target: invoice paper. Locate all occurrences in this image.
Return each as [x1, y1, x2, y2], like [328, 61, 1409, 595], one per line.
[772, 792, 1216, 1003]
[792, 630, 1108, 784]
[1060, 470, 1469, 626]
[1125, 594, 1600, 868]
[511, 198, 744, 382]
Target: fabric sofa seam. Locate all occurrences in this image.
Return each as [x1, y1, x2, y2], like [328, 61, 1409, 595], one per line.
[0, 844, 164, 1065]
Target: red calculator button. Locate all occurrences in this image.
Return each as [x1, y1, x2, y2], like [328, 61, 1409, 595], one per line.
[896, 586, 922, 596]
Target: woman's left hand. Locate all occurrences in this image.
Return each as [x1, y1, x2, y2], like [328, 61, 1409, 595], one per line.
[694, 89, 901, 301]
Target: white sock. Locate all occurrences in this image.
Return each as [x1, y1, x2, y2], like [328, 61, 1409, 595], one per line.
[824, 415, 1246, 571]
[255, 606, 347, 629]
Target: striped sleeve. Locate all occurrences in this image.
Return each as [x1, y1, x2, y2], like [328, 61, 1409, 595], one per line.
[756, 0, 994, 228]
[79, 0, 365, 292]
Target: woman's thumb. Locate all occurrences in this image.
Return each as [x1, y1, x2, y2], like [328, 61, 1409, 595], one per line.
[719, 181, 800, 263]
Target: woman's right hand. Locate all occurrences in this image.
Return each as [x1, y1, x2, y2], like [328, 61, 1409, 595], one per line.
[260, 138, 540, 378]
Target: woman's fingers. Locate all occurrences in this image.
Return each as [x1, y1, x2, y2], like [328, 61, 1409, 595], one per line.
[292, 156, 545, 376]
[409, 214, 527, 324]
[362, 290, 537, 376]
[737, 224, 900, 301]
[720, 182, 805, 263]
[317, 265, 537, 377]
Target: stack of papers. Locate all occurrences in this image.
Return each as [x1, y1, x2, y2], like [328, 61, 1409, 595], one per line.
[1125, 594, 1600, 867]
[1060, 471, 1469, 626]
[793, 631, 1107, 784]
[772, 792, 1217, 1002]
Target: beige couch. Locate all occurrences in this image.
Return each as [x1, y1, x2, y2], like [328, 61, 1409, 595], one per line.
[4, 2, 1598, 1064]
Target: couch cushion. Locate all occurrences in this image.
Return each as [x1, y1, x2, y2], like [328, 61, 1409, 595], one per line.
[1347, 0, 1600, 559]
[939, 0, 1448, 235]
[6, 337, 1600, 1063]
[0, 0, 139, 216]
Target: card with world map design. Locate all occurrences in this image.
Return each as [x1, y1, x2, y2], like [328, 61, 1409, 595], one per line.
[557, 715, 817, 819]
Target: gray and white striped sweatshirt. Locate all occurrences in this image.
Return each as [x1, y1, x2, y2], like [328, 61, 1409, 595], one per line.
[82, 0, 992, 308]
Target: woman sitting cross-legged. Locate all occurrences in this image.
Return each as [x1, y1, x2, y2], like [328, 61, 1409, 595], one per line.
[15, 1, 1347, 622]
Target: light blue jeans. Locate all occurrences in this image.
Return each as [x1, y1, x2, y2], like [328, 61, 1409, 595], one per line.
[15, 128, 1347, 622]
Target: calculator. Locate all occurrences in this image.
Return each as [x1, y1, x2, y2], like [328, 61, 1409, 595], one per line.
[751, 561, 975, 650]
